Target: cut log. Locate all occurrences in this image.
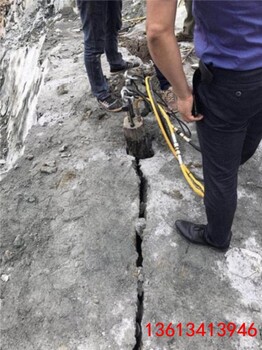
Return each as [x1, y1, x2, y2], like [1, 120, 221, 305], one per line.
[123, 115, 154, 159]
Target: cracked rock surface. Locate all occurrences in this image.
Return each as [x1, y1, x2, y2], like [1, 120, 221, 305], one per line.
[141, 150, 262, 350]
[0, 2, 142, 349]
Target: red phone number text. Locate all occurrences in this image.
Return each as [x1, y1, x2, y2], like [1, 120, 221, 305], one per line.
[146, 322, 258, 337]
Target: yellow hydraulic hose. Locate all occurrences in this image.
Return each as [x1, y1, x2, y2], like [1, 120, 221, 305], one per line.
[158, 104, 204, 195]
[145, 76, 205, 198]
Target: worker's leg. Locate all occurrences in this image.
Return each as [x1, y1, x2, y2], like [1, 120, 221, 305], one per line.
[196, 69, 262, 247]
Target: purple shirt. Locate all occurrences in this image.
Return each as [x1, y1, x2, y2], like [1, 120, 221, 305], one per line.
[193, 1, 262, 70]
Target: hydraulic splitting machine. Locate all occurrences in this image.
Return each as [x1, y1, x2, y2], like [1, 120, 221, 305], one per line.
[121, 72, 205, 198]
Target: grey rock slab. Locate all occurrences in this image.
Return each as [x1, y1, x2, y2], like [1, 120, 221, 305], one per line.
[141, 147, 262, 350]
[0, 119, 139, 349]
[0, 9, 141, 344]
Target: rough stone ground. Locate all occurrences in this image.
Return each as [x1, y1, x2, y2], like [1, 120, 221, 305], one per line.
[0, 3, 262, 350]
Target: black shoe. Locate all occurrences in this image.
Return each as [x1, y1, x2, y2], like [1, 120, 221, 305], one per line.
[97, 95, 123, 112]
[175, 220, 230, 252]
[110, 61, 140, 74]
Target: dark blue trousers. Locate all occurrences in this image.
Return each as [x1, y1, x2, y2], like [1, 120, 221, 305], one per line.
[155, 65, 171, 91]
[77, 0, 125, 99]
[194, 65, 262, 247]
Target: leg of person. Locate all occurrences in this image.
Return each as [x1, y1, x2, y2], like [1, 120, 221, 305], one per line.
[106, 0, 139, 73]
[77, 0, 108, 99]
[105, 0, 125, 70]
[197, 113, 245, 248]
[155, 64, 171, 91]
[77, 0, 122, 111]
[183, 0, 194, 36]
[240, 110, 262, 165]
[154, 64, 177, 112]
[176, 69, 262, 250]
[176, 0, 194, 42]
[197, 73, 262, 247]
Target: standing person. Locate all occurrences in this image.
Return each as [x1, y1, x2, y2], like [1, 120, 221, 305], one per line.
[77, 0, 138, 112]
[146, 0, 262, 251]
[176, 0, 194, 42]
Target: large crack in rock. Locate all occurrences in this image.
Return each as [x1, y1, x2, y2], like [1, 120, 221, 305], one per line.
[133, 159, 147, 349]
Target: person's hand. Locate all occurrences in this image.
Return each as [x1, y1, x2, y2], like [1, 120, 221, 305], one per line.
[177, 94, 203, 123]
